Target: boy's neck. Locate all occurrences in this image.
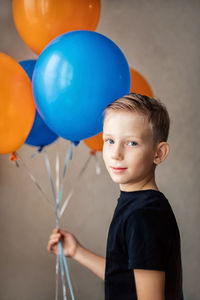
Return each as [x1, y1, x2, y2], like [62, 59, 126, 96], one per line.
[119, 173, 159, 192]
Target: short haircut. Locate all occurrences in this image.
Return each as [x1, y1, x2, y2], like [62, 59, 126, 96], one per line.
[103, 93, 170, 144]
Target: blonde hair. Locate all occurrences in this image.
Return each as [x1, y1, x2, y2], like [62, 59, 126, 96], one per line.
[104, 93, 170, 144]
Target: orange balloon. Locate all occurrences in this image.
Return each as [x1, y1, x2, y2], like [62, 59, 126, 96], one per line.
[84, 132, 103, 152]
[12, 0, 101, 55]
[130, 68, 154, 97]
[0, 53, 36, 154]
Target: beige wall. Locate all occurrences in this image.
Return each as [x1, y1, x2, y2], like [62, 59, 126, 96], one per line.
[0, 0, 200, 299]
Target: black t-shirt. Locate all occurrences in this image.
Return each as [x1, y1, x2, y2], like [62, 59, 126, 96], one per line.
[105, 189, 183, 300]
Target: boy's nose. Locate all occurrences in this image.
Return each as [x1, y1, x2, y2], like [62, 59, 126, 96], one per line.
[111, 145, 124, 160]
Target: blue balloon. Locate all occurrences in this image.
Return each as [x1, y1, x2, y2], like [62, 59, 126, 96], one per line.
[19, 60, 58, 147]
[25, 110, 58, 147]
[32, 30, 131, 141]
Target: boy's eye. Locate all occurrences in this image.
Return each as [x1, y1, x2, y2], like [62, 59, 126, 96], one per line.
[104, 138, 114, 144]
[127, 141, 137, 146]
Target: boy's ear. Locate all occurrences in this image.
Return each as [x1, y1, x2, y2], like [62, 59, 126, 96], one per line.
[153, 142, 170, 165]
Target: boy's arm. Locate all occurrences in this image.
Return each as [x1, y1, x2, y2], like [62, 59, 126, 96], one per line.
[133, 269, 165, 300]
[73, 244, 106, 280]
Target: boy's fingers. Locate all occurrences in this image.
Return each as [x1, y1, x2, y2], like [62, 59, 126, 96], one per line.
[52, 228, 68, 236]
[50, 233, 61, 240]
[59, 229, 68, 235]
[47, 240, 57, 251]
[47, 242, 53, 252]
[48, 235, 59, 246]
[51, 238, 59, 243]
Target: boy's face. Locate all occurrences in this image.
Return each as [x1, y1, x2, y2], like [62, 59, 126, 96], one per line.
[102, 110, 158, 191]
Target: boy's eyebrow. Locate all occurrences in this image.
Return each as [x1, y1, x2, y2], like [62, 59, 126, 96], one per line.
[125, 135, 144, 140]
[103, 133, 143, 140]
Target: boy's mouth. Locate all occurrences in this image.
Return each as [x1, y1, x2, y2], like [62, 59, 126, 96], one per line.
[111, 167, 127, 173]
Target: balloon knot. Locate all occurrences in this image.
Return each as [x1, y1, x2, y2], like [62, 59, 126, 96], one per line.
[72, 141, 80, 146]
[38, 146, 44, 152]
[9, 152, 18, 162]
[90, 150, 97, 156]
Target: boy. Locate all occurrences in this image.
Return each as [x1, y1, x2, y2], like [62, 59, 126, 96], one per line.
[48, 93, 183, 299]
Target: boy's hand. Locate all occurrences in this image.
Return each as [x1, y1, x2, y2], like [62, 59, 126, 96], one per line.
[48, 228, 106, 280]
[47, 228, 80, 258]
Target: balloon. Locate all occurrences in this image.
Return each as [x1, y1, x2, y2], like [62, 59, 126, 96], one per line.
[25, 110, 58, 147]
[84, 132, 103, 152]
[12, 0, 101, 55]
[32, 30, 130, 142]
[0, 52, 35, 154]
[19, 59, 36, 79]
[130, 68, 153, 97]
[19, 60, 58, 147]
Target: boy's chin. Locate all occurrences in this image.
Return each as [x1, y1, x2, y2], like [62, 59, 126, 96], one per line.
[110, 175, 129, 184]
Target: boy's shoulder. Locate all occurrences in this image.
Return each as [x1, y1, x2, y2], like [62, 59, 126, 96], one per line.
[124, 195, 179, 239]
[117, 189, 171, 214]
[114, 189, 178, 232]
[116, 189, 176, 227]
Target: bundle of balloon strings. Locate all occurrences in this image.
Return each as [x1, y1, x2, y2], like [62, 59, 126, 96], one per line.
[11, 141, 101, 300]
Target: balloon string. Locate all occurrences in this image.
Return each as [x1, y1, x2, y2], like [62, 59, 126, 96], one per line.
[55, 254, 59, 300]
[77, 154, 92, 179]
[55, 141, 60, 199]
[58, 243, 67, 300]
[30, 146, 44, 159]
[59, 190, 73, 218]
[61, 245, 75, 300]
[59, 153, 92, 218]
[43, 143, 68, 299]
[55, 140, 60, 300]
[15, 152, 55, 212]
[43, 149, 57, 203]
[56, 142, 73, 218]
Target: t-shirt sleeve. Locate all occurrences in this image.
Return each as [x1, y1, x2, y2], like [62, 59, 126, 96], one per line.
[125, 209, 169, 270]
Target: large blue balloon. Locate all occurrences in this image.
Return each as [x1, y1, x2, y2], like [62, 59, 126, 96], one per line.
[19, 60, 58, 147]
[32, 30, 130, 141]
